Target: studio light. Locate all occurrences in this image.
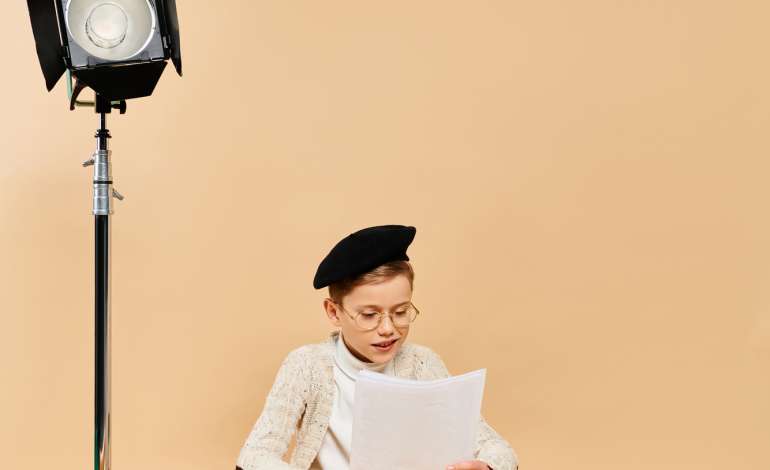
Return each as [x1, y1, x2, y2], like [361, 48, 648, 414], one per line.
[27, 0, 181, 101]
[26, 2, 183, 470]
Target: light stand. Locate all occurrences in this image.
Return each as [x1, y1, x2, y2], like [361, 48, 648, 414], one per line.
[85, 96, 125, 470]
[94, 109, 112, 470]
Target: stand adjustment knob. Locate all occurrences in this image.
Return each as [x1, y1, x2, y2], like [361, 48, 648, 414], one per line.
[112, 189, 124, 201]
[83, 158, 95, 167]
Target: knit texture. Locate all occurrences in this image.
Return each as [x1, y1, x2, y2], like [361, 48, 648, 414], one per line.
[236, 331, 518, 470]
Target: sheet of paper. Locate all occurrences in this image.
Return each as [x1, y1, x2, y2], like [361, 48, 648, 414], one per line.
[350, 368, 486, 470]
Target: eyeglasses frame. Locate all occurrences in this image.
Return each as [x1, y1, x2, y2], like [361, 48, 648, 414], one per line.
[333, 300, 421, 331]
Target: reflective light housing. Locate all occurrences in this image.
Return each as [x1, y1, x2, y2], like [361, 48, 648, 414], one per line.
[27, 0, 182, 100]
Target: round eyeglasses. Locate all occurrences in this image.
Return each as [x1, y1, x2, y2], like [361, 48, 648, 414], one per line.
[334, 301, 420, 331]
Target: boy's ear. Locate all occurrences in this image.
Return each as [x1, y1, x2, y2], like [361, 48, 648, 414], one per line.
[324, 298, 342, 327]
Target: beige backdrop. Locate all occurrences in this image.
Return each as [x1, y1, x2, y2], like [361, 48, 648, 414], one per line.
[2, 1, 769, 469]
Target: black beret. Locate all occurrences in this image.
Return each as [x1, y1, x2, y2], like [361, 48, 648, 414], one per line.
[313, 224, 416, 289]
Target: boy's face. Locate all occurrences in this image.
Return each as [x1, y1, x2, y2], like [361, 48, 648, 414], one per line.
[324, 274, 412, 364]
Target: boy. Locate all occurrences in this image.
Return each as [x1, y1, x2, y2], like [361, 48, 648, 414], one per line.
[236, 225, 518, 470]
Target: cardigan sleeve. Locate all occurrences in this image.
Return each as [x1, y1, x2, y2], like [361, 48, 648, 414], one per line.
[422, 348, 519, 470]
[236, 348, 310, 470]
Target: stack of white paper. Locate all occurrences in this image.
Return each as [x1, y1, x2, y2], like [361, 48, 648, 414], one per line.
[350, 368, 486, 470]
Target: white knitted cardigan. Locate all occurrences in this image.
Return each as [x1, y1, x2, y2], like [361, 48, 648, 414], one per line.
[236, 331, 518, 470]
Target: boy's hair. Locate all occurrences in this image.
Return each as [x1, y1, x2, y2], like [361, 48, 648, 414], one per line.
[329, 260, 415, 306]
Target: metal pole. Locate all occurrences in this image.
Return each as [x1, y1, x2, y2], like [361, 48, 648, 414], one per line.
[89, 110, 113, 470]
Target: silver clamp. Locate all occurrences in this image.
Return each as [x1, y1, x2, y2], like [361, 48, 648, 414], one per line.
[87, 158, 125, 201]
[89, 149, 124, 215]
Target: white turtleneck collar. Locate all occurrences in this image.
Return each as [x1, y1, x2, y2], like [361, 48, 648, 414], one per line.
[333, 330, 394, 381]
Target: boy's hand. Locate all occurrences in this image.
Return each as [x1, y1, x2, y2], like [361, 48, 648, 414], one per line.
[446, 460, 491, 470]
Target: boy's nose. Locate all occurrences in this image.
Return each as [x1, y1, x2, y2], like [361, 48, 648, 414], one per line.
[377, 314, 396, 334]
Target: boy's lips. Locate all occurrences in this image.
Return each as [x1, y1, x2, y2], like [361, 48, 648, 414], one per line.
[372, 338, 399, 347]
